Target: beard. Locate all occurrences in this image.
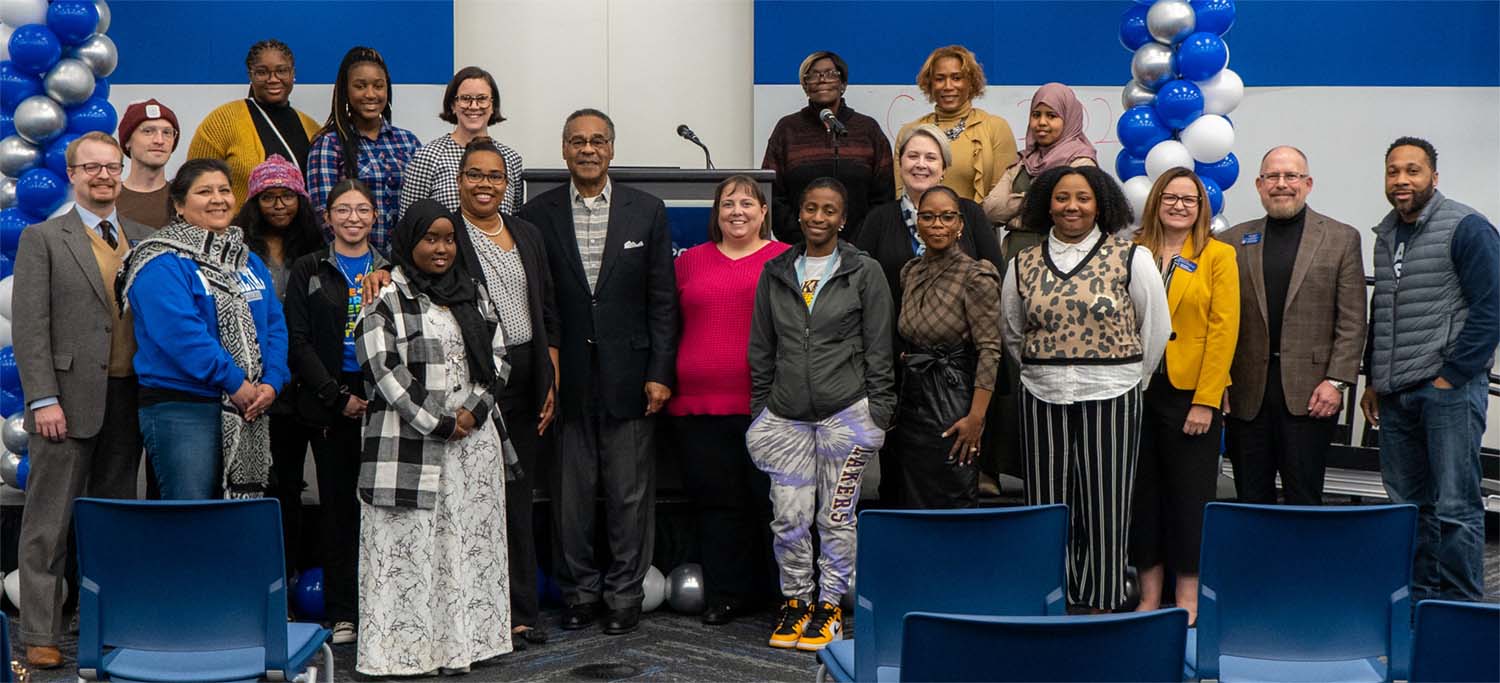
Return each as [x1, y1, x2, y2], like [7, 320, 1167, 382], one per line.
[1264, 197, 1305, 220]
[1387, 183, 1437, 218]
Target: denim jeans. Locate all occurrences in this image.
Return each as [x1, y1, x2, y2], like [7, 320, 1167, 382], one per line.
[1377, 372, 1487, 603]
[141, 401, 223, 500]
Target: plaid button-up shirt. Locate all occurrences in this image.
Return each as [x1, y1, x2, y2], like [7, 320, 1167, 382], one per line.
[570, 180, 612, 292]
[307, 120, 421, 255]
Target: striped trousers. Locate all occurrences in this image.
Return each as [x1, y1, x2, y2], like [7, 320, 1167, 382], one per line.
[1020, 386, 1143, 610]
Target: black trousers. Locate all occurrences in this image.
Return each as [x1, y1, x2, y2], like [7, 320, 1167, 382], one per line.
[673, 414, 773, 605]
[1130, 376, 1222, 574]
[305, 372, 365, 623]
[499, 342, 548, 628]
[268, 413, 314, 577]
[1226, 358, 1336, 505]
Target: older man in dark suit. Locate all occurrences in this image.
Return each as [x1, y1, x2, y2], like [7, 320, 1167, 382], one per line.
[13, 132, 153, 668]
[519, 109, 677, 636]
[1220, 146, 1367, 505]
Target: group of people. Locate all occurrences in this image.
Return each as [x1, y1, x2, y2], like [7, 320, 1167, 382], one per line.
[8, 40, 1495, 676]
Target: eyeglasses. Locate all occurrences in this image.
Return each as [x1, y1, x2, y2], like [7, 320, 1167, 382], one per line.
[330, 205, 375, 220]
[1259, 172, 1308, 183]
[566, 136, 613, 151]
[462, 169, 507, 184]
[802, 68, 843, 84]
[250, 66, 293, 81]
[257, 192, 298, 207]
[1159, 193, 1201, 208]
[136, 125, 177, 140]
[916, 211, 962, 226]
[70, 162, 123, 177]
[455, 94, 491, 108]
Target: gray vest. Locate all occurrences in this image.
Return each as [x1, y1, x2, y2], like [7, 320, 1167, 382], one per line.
[1369, 191, 1481, 393]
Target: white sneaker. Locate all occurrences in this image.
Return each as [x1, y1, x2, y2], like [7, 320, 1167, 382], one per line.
[332, 621, 357, 644]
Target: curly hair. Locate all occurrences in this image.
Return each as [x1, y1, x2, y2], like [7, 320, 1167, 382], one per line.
[1386, 136, 1438, 171]
[1019, 165, 1133, 235]
[233, 188, 324, 265]
[916, 45, 987, 103]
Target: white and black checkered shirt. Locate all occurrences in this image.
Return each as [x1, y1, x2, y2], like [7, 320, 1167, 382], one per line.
[398, 133, 525, 217]
[570, 180, 612, 292]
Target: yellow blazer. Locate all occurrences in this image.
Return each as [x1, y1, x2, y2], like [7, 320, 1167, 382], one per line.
[1160, 235, 1240, 407]
[186, 99, 320, 205]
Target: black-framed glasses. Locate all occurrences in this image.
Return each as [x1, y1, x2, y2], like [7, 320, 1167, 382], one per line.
[916, 211, 962, 226]
[250, 66, 293, 81]
[1259, 172, 1308, 183]
[566, 136, 612, 151]
[803, 68, 843, 84]
[462, 169, 507, 184]
[69, 162, 123, 176]
[1159, 193, 1201, 208]
[257, 192, 298, 207]
[455, 94, 491, 108]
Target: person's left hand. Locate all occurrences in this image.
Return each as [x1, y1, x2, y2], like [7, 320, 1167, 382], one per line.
[538, 387, 557, 435]
[1182, 405, 1214, 436]
[644, 381, 671, 415]
[943, 413, 985, 465]
[245, 384, 277, 421]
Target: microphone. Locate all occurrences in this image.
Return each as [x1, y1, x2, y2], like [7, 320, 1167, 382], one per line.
[676, 124, 715, 169]
[819, 108, 847, 136]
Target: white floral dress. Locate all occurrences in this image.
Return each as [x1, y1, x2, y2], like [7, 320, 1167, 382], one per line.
[357, 307, 512, 675]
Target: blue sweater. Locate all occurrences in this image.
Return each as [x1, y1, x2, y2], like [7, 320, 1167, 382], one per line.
[129, 251, 290, 398]
[1438, 214, 1500, 385]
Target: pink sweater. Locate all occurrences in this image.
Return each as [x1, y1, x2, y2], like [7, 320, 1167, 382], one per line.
[667, 240, 791, 416]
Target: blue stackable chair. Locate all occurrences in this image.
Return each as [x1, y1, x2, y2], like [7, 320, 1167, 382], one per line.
[1409, 599, 1500, 683]
[73, 498, 333, 682]
[818, 505, 1068, 683]
[898, 608, 1189, 682]
[1189, 502, 1417, 682]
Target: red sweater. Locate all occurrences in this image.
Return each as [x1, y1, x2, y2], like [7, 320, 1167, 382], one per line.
[667, 240, 791, 416]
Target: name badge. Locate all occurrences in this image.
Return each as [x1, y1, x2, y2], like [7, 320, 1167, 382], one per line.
[1241, 232, 1262, 245]
[1173, 255, 1198, 272]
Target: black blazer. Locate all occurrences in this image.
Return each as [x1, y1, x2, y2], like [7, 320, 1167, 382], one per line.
[519, 182, 677, 419]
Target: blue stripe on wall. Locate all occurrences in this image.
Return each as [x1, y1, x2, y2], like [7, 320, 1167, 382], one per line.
[109, 1, 453, 85]
[753, 0, 1499, 87]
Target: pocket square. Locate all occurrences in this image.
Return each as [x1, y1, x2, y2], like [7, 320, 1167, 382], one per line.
[624, 240, 645, 249]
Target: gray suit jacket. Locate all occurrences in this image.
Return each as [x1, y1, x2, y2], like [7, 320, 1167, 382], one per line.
[1221, 207, 1367, 420]
[13, 208, 153, 437]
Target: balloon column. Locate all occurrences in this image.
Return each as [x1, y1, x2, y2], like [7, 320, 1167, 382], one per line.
[1117, 0, 1241, 232]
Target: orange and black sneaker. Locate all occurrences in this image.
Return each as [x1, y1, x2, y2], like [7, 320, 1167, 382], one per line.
[796, 601, 843, 651]
[768, 598, 812, 649]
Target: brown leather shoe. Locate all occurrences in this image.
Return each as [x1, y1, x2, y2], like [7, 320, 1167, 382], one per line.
[26, 644, 64, 668]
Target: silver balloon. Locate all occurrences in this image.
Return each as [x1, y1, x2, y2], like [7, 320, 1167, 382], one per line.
[0, 177, 15, 211]
[1130, 42, 1176, 90]
[71, 33, 118, 79]
[666, 563, 706, 614]
[1147, 0, 1196, 45]
[95, 0, 112, 34]
[1122, 79, 1156, 109]
[2, 416, 27, 454]
[44, 58, 97, 106]
[0, 449, 19, 489]
[0, 136, 42, 178]
[642, 565, 666, 612]
[14, 95, 69, 145]
[1211, 215, 1230, 233]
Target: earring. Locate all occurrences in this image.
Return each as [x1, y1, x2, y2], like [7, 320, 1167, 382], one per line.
[839, 224, 845, 231]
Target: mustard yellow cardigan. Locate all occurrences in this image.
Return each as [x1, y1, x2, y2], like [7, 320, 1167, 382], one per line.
[186, 99, 320, 205]
[895, 107, 1019, 204]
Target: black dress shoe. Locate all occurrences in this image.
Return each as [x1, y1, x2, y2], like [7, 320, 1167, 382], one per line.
[561, 603, 597, 630]
[702, 601, 741, 625]
[602, 606, 641, 635]
[523, 627, 549, 644]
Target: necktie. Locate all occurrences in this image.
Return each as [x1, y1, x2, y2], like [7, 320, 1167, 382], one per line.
[99, 219, 118, 249]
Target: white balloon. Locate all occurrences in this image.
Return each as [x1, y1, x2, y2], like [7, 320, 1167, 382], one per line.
[1145, 140, 1195, 179]
[3, 569, 17, 607]
[1123, 175, 1154, 222]
[1196, 69, 1244, 116]
[0, 276, 14, 320]
[0, 24, 13, 62]
[0, 0, 47, 28]
[1180, 115, 1236, 163]
[0, 317, 11, 348]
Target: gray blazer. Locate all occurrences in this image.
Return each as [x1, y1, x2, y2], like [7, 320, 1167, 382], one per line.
[13, 208, 153, 437]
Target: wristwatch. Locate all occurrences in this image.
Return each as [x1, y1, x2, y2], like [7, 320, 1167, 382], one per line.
[1326, 379, 1350, 392]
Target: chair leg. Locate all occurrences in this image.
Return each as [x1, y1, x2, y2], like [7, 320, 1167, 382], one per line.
[816, 662, 827, 683]
[322, 643, 335, 683]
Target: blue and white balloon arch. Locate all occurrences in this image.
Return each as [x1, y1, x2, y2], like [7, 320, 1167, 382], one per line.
[1116, 0, 1242, 232]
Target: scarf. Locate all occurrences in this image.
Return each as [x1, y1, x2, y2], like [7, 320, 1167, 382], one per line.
[1019, 83, 1098, 178]
[118, 219, 271, 499]
[391, 199, 501, 386]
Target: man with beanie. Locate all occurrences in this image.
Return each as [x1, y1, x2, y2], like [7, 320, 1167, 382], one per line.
[117, 98, 180, 228]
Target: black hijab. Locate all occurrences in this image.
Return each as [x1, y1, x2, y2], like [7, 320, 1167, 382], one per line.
[390, 199, 499, 387]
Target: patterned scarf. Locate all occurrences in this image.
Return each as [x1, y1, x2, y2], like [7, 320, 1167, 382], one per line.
[118, 219, 272, 499]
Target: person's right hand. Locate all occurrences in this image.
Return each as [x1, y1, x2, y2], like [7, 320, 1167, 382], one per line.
[342, 395, 368, 419]
[231, 380, 259, 415]
[449, 409, 476, 441]
[34, 404, 67, 442]
[362, 269, 393, 307]
[1359, 387, 1380, 427]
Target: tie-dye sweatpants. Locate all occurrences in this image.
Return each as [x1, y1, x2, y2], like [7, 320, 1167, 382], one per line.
[745, 398, 885, 604]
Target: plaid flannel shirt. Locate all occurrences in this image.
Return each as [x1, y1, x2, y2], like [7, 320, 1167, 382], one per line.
[356, 268, 504, 509]
[307, 121, 421, 255]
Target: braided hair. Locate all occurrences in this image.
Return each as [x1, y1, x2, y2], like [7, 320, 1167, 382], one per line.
[319, 46, 394, 182]
[244, 39, 294, 98]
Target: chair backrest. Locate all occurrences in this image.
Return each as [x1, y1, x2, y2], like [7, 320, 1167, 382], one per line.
[899, 609, 1189, 682]
[73, 498, 292, 677]
[855, 506, 1068, 682]
[1196, 503, 1417, 680]
[1410, 599, 1500, 683]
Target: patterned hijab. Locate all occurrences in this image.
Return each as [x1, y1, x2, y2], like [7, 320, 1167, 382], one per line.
[1019, 83, 1097, 177]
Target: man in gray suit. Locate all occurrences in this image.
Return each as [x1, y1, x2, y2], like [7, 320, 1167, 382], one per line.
[13, 131, 152, 669]
[1220, 146, 1367, 505]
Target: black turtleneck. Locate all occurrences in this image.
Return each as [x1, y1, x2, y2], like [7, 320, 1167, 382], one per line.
[1263, 205, 1307, 352]
[245, 98, 313, 175]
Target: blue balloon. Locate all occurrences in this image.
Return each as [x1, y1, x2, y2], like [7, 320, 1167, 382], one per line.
[7, 25, 62, 76]
[0, 347, 18, 396]
[65, 97, 116, 135]
[16, 168, 67, 220]
[1120, 4, 1153, 52]
[47, 1, 101, 46]
[1117, 106, 1173, 157]
[0, 389, 20, 419]
[1191, 0, 1236, 35]
[1154, 80, 1204, 130]
[15, 455, 28, 490]
[91, 76, 109, 100]
[0, 209, 30, 256]
[0, 63, 44, 112]
[291, 567, 326, 620]
[1195, 152, 1240, 191]
[1115, 149, 1147, 181]
[0, 113, 13, 140]
[0, 253, 13, 280]
[1176, 32, 1229, 81]
[1202, 176, 1224, 216]
[44, 132, 81, 177]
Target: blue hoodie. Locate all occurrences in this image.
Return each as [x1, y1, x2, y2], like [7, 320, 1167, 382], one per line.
[128, 251, 290, 398]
